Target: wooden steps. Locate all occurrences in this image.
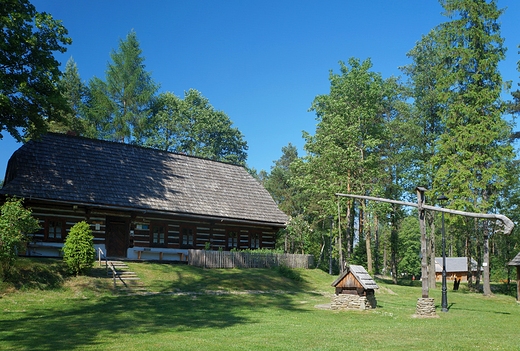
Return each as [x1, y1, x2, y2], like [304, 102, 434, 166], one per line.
[106, 260, 147, 293]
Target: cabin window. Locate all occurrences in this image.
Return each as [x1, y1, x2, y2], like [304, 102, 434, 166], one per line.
[46, 219, 65, 241]
[227, 230, 238, 250]
[150, 223, 167, 247]
[180, 226, 196, 248]
[250, 232, 260, 249]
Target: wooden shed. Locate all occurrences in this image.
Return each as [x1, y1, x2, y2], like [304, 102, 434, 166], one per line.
[331, 265, 378, 310]
[508, 252, 520, 302]
[434, 257, 481, 283]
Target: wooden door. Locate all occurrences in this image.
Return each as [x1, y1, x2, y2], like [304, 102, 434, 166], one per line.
[106, 217, 129, 257]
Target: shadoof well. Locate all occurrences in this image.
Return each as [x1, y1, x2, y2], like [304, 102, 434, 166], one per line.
[335, 187, 514, 317]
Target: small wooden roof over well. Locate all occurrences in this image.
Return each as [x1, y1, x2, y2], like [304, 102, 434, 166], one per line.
[331, 265, 379, 290]
[508, 252, 520, 267]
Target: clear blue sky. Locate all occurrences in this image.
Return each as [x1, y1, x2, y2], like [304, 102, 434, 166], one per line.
[2, 0, 520, 180]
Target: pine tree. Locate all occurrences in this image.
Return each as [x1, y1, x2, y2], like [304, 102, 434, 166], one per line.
[431, 0, 513, 295]
[87, 30, 158, 143]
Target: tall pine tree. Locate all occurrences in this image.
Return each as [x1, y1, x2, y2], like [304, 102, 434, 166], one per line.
[430, 0, 513, 295]
[87, 30, 158, 143]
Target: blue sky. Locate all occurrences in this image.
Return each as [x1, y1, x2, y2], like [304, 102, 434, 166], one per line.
[2, 0, 520, 179]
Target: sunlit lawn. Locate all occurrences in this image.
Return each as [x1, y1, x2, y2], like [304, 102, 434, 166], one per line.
[1, 258, 519, 350]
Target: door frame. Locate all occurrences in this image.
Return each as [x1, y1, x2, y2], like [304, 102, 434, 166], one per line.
[106, 216, 130, 257]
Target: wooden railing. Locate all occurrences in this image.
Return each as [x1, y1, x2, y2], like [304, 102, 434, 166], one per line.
[188, 250, 314, 269]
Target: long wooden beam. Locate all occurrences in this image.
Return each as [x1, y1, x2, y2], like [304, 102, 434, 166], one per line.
[335, 193, 514, 235]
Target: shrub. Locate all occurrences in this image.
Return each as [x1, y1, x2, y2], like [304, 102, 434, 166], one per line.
[0, 197, 39, 281]
[62, 221, 95, 276]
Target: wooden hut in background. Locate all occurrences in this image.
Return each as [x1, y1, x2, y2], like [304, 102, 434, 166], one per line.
[508, 252, 520, 302]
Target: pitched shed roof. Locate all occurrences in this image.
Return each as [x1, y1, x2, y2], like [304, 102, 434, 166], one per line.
[434, 257, 480, 273]
[331, 265, 379, 290]
[1, 133, 288, 226]
[508, 252, 520, 266]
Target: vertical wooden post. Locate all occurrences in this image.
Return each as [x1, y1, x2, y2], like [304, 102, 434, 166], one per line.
[416, 187, 429, 298]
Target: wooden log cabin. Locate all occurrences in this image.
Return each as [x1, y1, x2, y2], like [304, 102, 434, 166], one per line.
[0, 133, 288, 261]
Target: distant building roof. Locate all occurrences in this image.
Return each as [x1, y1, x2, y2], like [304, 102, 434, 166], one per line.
[508, 252, 520, 266]
[1, 133, 288, 226]
[331, 265, 379, 290]
[434, 257, 480, 273]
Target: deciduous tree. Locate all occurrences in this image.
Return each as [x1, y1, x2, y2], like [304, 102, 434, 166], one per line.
[0, 0, 72, 141]
[0, 198, 39, 281]
[144, 89, 248, 165]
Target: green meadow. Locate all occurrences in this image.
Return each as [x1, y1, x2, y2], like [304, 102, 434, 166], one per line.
[1, 258, 519, 351]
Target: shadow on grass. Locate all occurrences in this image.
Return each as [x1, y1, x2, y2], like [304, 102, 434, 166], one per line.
[6, 258, 68, 290]
[0, 287, 306, 350]
[1, 261, 313, 350]
[137, 263, 312, 294]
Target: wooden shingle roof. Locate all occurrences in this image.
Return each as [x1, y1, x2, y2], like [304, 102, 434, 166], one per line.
[1, 133, 288, 226]
[508, 252, 520, 267]
[434, 257, 480, 273]
[331, 265, 379, 290]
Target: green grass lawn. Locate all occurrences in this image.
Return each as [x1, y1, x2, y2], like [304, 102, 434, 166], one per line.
[1, 258, 519, 350]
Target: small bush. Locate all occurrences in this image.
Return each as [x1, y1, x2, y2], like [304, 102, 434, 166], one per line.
[62, 221, 95, 276]
[0, 197, 39, 281]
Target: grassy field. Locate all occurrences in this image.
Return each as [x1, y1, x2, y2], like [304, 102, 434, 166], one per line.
[1, 258, 519, 351]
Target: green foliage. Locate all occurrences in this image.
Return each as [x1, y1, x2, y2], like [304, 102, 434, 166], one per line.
[0, 197, 39, 281]
[397, 216, 421, 277]
[264, 143, 305, 217]
[50, 57, 90, 136]
[0, 0, 72, 141]
[86, 30, 159, 143]
[143, 89, 248, 165]
[283, 214, 312, 254]
[62, 221, 95, 276]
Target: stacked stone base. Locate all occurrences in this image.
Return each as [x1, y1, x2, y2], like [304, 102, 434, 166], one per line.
[415, 297, 437, 317]
[331, 294, 377, 311]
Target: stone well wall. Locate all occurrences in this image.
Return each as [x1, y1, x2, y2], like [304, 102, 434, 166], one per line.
[331, 294, 377, 311]
[415, 297, 436, 317]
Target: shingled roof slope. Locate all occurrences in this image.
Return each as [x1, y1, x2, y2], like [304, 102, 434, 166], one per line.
[331, 264, 379, 290]
[1, 133, 288, 225]
[434, 257, 480, 273]
[508, 252, 520, 266]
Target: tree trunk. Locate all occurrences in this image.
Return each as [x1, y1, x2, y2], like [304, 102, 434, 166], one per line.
[338, 200, 344, 272]
[345, 200, 352, 262]
[348, 201, 355, 259]
[466, 233, 473, 288]
[417, 188, 429, 298]
[428, 212, 436, 289]
[374, 213, 380, 274]
[475, 218, 482, 288]
[363, 202, 373, 273]
[390, 210, 398, 284]
[482, 220, 492, 296]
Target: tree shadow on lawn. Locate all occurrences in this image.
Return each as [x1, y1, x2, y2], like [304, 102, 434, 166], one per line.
[144, 265, 311, 293]
[0, 286, 307, 350]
